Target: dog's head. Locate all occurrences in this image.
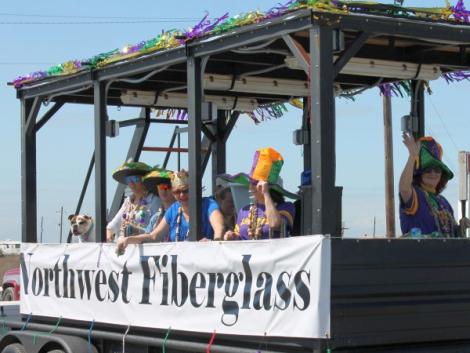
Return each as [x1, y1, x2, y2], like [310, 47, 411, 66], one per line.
[68, 214, 93, 236]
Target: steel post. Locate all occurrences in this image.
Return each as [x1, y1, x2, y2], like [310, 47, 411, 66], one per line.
[383, 95, 396, 238]
[411, 80, 425, 138]
[187, 55, 203, 241]
[93, 81, 108, 242]
[309, 26, 341, 236]
[211, 110, 227, 192]
[21, 97, 40, 242]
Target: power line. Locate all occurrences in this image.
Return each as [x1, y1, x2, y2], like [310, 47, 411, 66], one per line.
[428, 95, 460, 152]
[426, 95, 459, 172]
[0, 13, 202, 20]
[0, 62, 56, 65]
[0, 19, 200, 25]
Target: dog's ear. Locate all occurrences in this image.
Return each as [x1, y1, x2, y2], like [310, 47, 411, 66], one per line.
[68, 214, 76, 221]
[84, 215, 92, 220]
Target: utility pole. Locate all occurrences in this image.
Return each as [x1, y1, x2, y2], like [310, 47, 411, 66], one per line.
[373, 216, 376, 238]
[40, 216, 44, 243]
[383, 95, 396, 238]
[58, 206, 64, 243]
[459, 151, 469, 237]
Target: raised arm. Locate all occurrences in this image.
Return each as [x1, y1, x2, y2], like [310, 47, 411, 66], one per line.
[106, 197, 128, 242]
[259, 181, 282, 230]
[399, 132, 421, 204]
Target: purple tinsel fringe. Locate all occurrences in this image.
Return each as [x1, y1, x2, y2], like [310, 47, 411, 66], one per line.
[451, 0, 470, 22]
[379, 83, 395, 97]
[443, 70, 470, 83]
[265, 0, 296, 19]
[181, 12, 229, 43]
[13, 71, 47, 88]
[72, 60, 83, 69]
[177, 110, 188, 120]
[124, 41, 146, 55]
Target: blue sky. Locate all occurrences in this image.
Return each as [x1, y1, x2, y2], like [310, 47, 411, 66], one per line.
[1, 0, 469, 242]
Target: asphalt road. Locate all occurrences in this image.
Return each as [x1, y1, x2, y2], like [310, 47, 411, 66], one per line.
[0, 304, 20, 322]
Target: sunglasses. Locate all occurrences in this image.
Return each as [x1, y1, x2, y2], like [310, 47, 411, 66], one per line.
[173, 189, 189, 195]
[124, 175, 142, 185]
[158, 183, 171, 191]
[423, 167, 442, 174]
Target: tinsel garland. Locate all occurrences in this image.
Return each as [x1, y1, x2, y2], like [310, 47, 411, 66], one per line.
[181, 12, 229, 42]
[246, 103, 288, 124]
[379, 80, 432, 97]
[442, 70, 470, 83]
[12, 0, 470, 88]
[10, 0, 470, 120]
[154, 109, 188, 120]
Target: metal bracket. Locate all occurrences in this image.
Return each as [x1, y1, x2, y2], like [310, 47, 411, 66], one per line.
[35, 101, 64, 133]
[333, 31, 370, 78]
[282, 35, 310, 74]
[25, 97, 41, 135]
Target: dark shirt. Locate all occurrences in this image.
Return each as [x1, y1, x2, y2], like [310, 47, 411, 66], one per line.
[234, 202, 295, 239]
[400, 186, 457, 237]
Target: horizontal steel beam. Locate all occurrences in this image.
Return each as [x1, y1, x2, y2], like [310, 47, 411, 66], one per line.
[318, 12, 470, 45]
[150, 118, 188, 125]
[142, 146, 189, 153]
[17, 72, 93, 100]
[97, 48, 187, 82]
[190, 10, 313, 57]
[17, 11, 470, 101]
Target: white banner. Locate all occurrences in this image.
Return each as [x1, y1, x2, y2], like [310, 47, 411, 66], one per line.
[20, 236, 330, 338]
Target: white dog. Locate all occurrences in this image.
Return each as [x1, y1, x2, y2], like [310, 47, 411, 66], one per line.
[68, 214, 96, 243]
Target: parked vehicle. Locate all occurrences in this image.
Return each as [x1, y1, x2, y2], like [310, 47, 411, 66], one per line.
[1, 267, 20, 301]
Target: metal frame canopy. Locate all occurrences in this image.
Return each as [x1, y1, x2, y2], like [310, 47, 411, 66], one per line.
[15, 9, 470, 243]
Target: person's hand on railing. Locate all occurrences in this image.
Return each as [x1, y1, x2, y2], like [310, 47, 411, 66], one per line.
[224, 230, 240, 240]
[459, 217, 470, 237]
[116, 236, 129, 256]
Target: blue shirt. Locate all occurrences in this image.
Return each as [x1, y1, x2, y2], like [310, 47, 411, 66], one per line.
[145, 205, 173, 241]
[164, 197, 219, 241]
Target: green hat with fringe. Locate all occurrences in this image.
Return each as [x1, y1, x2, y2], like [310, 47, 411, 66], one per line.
[414, 136, 453, 181]
[112, 160, 152, 184]
[142, 167, 174, 191]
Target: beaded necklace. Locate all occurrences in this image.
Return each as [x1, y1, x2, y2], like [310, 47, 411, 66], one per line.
[174, 206, 189, 241]
[120, 194, 150, 236]
[247, 203, 266, 239]
[420, 186, 456, 237]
